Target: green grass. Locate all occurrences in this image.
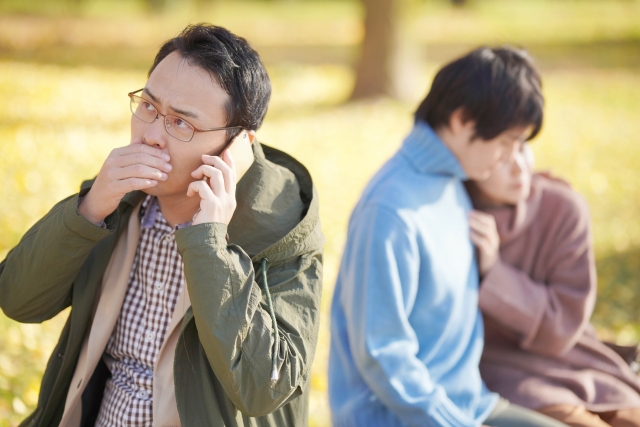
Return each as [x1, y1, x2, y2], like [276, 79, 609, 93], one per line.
[1, 1, 640, 426]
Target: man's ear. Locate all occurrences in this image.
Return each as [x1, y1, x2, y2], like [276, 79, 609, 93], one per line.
[448, 108, 467, 135]
[449, 108, 476, 142]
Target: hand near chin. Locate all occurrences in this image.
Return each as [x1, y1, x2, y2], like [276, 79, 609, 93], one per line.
[468, 210, 500, 276]
[188, 150, 237, 226]
[79, 138, 171, 225]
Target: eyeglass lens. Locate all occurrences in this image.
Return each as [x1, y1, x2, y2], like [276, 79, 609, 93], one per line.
[130, 95, 195, 142]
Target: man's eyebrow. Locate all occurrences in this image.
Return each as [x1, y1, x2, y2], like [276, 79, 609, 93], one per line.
[169, 106, 198, 119]
[142, 87, 159, 103]
[142, 87, 198, 119]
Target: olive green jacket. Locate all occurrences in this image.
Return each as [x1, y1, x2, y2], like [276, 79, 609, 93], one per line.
[0, 142, 324, 427]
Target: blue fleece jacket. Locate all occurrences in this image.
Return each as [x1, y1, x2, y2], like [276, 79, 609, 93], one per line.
[328, 121, 498, 427]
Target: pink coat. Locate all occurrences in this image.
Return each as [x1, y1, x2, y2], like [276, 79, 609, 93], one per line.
[473, 173, 640, 412]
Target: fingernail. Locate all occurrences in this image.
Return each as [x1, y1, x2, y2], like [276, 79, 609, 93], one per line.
[164, 163, 172, 171]
[161, 173, 168, 180]
[163, 153, 170, 161]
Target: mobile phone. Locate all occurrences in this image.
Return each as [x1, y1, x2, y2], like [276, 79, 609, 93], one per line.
[206, 131, 254, 184]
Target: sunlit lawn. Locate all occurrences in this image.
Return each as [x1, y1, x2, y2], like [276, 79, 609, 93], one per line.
[1, 1, 640, 426]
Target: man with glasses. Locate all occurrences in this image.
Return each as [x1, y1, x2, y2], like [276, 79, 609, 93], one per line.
[0, 24, 324, 427]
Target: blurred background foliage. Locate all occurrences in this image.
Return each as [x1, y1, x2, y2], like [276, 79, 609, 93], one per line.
[1, 0, 639, 425]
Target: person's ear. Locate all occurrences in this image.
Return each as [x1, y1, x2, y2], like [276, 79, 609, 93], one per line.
[449, 108, 465, 135]
[449, 108, 476, 141]
[246, 130, 256, 145]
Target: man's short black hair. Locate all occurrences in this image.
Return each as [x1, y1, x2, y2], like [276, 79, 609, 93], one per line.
[415, 46, 544, 141]
[150, 24, 271, 141]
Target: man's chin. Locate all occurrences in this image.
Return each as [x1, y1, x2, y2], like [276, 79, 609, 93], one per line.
[469, 169, 492, 181]
[141, 182, 177, 197]
[141, 184, 162, 196]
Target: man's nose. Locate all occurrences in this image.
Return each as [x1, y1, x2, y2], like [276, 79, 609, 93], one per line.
[143, 116, 167, 149]
[511, 152, 526, 176]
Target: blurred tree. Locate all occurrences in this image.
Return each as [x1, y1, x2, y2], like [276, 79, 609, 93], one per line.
[350, 0, 420, 100]
[146, 0, 168, 12]
[452, 0, 468, 6]
[194, 0, 219, 10]
[350, 0, 398, 99]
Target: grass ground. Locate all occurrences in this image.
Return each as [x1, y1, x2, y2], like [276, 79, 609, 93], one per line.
[1, 1, 639, 425]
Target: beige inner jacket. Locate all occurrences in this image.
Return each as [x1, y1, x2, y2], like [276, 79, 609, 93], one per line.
[59, 202, 188, 427]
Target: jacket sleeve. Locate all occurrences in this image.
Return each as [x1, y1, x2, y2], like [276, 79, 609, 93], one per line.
[479, 193, 596, 356]
[175, 221, 323, 417]
[336, 206, 477, 427]
[0, 193, 112, 323]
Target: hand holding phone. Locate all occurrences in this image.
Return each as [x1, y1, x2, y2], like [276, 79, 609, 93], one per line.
[187, 131, 254, 226]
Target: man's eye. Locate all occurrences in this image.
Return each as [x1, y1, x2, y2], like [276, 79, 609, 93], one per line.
[142, 101, 154, 111]
[174, 118, 191, 129]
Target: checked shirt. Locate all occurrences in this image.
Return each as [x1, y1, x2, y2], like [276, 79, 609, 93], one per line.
[95, 195, 189, 427]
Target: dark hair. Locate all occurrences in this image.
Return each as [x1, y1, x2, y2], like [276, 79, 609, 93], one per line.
[415, 46, 544, 141]
[150, 24, 271, 141]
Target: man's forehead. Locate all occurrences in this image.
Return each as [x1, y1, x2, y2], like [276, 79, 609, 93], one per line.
[150, 53, 226, 92]
[145, 52, 229, 119]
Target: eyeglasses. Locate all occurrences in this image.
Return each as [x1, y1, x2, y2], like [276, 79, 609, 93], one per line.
[128, 89, 242, 142]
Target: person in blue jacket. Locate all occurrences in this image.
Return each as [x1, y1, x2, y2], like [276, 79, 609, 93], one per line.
[328, 47, 569, 427]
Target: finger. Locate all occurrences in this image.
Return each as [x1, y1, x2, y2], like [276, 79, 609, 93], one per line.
[191, 165, 225, 195]
[114, 164, 168, 181]
[222, 149, 237, 194]
[470, 229, 488, 246]
[469, 211, 497, 230]
[470, 230, 498, 258]
[468, 210, 492, 224]
[117, 142, 170, 162]
[115, 152, 173, 173]
[115, 177, 158, 193]
[223, 147, 236, 170]
[202, 155, 235, 193]
[468, 210, 492, 221]
[468, 217, 490, 236]
[186, 180, 216, 200]
[191, 164, 221, 181]
[469, 213, 496, 231]
[469, 232, 481, 247]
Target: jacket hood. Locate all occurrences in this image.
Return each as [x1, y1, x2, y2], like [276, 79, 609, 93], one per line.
[229, 140, 323, 262]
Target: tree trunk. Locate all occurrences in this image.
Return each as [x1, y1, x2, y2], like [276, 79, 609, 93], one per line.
[146, 0, 168, 13]
[350, 0, 399, 100]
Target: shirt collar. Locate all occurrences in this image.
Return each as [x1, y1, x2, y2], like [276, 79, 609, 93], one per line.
[140, 195, 191, 230]
[399, 120, 467, 179]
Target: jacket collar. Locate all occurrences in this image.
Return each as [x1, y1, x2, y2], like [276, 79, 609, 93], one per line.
[400, 120, 467, 180]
